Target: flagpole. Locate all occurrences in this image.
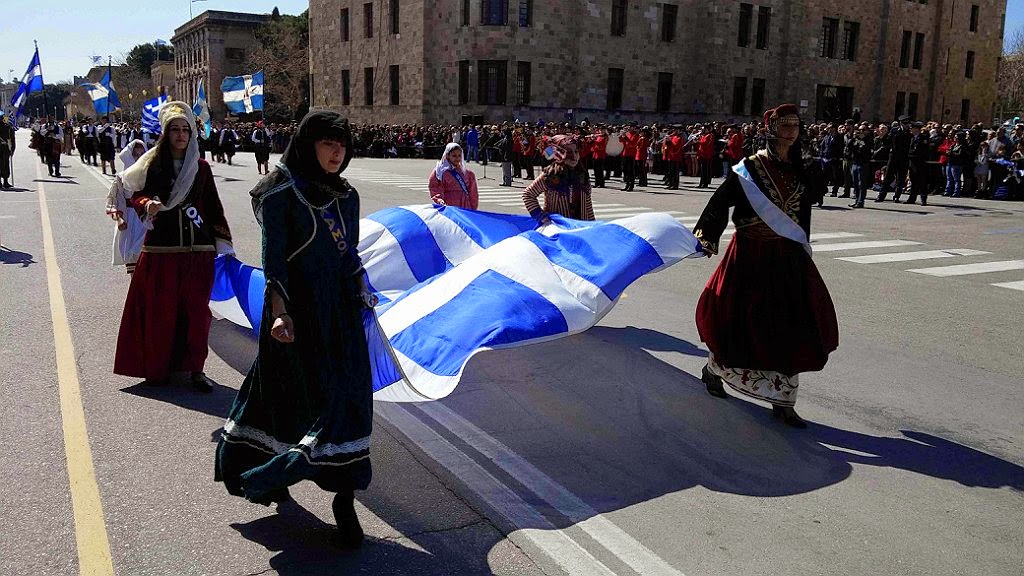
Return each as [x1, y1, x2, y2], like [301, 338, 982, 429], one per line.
[107, 56, 112, 121]
[35, 40, 49, 121]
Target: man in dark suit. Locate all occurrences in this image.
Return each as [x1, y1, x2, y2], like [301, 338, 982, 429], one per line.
[878, 115, 912, 202]
[904, 122, 931, 206]
[0, 113, 15, 189]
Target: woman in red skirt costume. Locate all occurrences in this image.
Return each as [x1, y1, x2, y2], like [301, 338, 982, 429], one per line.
[692, 104, 838, 428]
[113, 102, 233, 391]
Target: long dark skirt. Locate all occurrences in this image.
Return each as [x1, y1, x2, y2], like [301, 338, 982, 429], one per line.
[696, 232, 838, 377]
[216, 276, 373, 502]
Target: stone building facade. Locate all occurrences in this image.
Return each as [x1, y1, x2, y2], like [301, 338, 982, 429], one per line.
[309, 0, 1007, 125]
[171, 10, 269, 120]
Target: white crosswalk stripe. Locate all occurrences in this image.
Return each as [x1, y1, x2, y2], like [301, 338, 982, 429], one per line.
[991, 280, 1024, 291]
[809, 232, 863, 241]
[836, 249, 990, 264]
[907, 260, 1024, 277]
[812, 240, 923, 252]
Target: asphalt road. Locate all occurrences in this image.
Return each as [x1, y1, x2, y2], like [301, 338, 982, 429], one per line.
[1, 134, 1022, 576]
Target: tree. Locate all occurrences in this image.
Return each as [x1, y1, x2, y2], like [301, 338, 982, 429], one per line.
[245, 10, 310, 122]
[124, 43, 175, 78]
[23, 82, 72, 120]
[997, 30, 1024, 122]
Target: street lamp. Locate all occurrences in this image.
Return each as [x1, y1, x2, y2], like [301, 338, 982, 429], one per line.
[128, 92, 134, 116]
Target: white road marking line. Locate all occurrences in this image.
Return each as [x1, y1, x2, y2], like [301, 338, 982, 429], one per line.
[376, 404, 618, 576]
[836, 249, 990, 264]
[907, 260, 1024, 277]
[591, 204, 629, 209]
[809, 232, 863, 241]
[418, 403, 688, 576]
[811, 240, 923, 252]
[991, 280, 1024, 291]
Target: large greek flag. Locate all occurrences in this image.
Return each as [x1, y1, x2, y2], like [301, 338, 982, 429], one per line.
[141, 95, 167, 133]
[192, 79, 211, 138]
[221, 71, 264, 114]
[81, 70, 122, 115]
[210, 206, 701, 402]
[10, 48, 44, 115]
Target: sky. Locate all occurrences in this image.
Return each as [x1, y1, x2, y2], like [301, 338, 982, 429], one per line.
[0, 0, 309, 84]
[0, 0, 1021, 85]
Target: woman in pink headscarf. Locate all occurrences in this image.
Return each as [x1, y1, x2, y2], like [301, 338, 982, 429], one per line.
[428, 142, 479, 209]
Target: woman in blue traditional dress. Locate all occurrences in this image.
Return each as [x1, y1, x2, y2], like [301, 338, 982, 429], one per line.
[215, 111, 378, 548]
[692, 104, 839, 428]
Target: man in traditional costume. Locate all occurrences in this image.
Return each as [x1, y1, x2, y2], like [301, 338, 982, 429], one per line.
[40, 119, 63, 178]
[692, 104, 839, 428]
[219, 125, 239, 165]
[0, 112, 15, 189]
[251, 121, 273, 175]
[113, 102, 233, 391]
[97, 116, 118, 175]
[523, 135, 595, 223]
[216, 111, 376, 550]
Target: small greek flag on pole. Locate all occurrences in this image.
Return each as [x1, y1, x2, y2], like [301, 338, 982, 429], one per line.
[221, 71, 264, 114]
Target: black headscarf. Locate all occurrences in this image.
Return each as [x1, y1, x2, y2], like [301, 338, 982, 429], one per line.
[251, 111, 354, 220]
[281, 110, 353, 180]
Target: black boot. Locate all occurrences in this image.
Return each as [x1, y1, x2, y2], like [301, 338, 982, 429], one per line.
[772, 405, 808, 428]
[332, 490, 364, 549]
[190, 372, 215, 393]
[701, 365, 728, 399]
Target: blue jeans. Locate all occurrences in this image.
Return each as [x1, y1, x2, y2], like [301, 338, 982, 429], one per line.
[467, 145, 479, 162]
[945, 165, 963, 197]
[851, 163, 866, 204]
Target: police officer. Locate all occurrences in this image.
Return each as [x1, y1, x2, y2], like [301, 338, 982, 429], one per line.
[0, 112, 15, 189]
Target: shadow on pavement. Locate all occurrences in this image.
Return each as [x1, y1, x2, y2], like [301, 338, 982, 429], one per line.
[232, 497, 497, 575]
[120, 375, 235, 420]
[205, 314, 1023, 555]
[0, 246, 37, 266]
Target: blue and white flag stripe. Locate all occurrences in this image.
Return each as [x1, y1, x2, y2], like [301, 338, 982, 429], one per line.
[141, 95, 167, 133]
[221, 71, 264, 114]
[209, 206, 701, 402]
[11, 49, 44, 114]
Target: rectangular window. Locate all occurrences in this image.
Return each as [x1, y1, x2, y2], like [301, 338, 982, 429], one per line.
[960, 98, 970, 123]
[756, 6, 771, 49]
[364, 2, 374, 38]
[611, 0, 628, 36]
[908, 92, 918, 119]
[519, 0, 532, 27]
[899, 30, 911, 68]
[965, 50, 975, 78]
[841, 21, 859, 61]
[751, 77, 766, 116]
[821, 18, 839, 58]
[815, 84, 854, 122]
[364, 67, 374, 105]
[477, 60, 508, 105]
[340, 8, 350, 42]
[969, 4, 979, 32]
[341, 69, 351, 105]
[462, 0, 470, 26]
[895, 91, 906, 118]
[607, 68, 624, 110]
[390, 0, 400, 34]
[459, 60, 470, 105]
[913, 32, 924, 69]
[389, 65, 399, 105]
[516, 61, 531, 105]
[656, 72, 672, 112]
[738, 3, 752, 47]
[661, 4, 678, 43]
[732, 76, 747, 115]
[481, 0, 508, 26]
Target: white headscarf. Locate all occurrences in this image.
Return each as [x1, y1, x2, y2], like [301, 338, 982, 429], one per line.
[117, 139, 147, 171]
[119, 101, 199, 212]
[433, 142, 464, 182]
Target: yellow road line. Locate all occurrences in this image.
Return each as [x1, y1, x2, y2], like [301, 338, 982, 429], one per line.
[36, 163, 115, 575]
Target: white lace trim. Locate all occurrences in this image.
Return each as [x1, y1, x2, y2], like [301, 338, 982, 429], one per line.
[223, 420, 370, 460]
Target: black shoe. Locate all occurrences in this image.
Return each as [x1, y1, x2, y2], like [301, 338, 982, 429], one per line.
[252, 487, 292, 507]
[701, 365, 728, 399]
[848, 202, 858, 208]
[54, 173, 61, 178]
[772, 406, 808, 428]
[332, 491, 364, 549]
[142, 377, 167, 387]
[191, 372, 215, 393]
[921, 199, 927, 206]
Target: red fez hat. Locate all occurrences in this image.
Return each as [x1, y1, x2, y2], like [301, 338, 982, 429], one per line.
[763, 104, 800, 126]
